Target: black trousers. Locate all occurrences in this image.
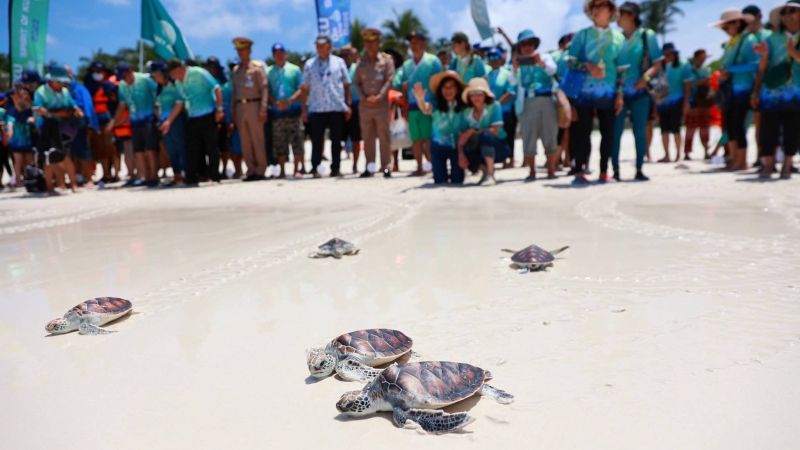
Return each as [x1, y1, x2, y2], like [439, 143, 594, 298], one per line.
[760, 109, 800, 157]
[186, 114, 220, 183]
[309, 112, 344, 173]
[502, 110, 517, 157]
[570, 105, 616, 174]
[724, 96, 750, 148]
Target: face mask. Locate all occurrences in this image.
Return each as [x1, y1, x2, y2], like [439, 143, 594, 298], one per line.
[92, 72, 104, 81]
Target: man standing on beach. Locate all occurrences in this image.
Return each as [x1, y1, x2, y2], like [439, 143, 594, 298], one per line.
[168, 59, 225, 186]
[300, 34, 352, 178]
[231, 36, 269, 181]
[353, 27, 395, 178]
[393, 30, 443, 176]
[267, 43, 306, 178]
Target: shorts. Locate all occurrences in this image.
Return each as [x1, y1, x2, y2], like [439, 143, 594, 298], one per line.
[345, 104, 361, 142]
[10, 145, 33, 154]
[658, 102, 683, 134]
[131, 121, 158, 152]
[272, 116, 305, 158]
[408, 109, 432, 142]
[70, 127, 92, 161]
[685, 107, 711, 129]
[519, 97, 558, 156]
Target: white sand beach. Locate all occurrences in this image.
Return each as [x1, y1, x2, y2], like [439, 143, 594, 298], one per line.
[1, 133, 799, 450]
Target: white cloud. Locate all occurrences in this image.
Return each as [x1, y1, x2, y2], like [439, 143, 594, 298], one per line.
[165, 0, 282, 40]
[46, 34, 58, 46]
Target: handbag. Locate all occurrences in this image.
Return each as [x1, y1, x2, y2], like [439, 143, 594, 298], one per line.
[641, 30, 669, 104]
[389, 106, 412, 150]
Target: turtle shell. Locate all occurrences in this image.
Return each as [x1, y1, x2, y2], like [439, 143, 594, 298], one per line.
[378, 361, 489, 407]
[510, 245, 555, 265]
[69, 297, 133, 317]
[332, 329, 413, 362]
[320, 238, 352, 250]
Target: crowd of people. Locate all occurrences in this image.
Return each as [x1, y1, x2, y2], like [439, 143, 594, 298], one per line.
[0, 0, 798, 194]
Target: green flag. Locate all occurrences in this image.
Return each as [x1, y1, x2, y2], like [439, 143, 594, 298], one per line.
[470, 0, 493, 41]
[141, 0, 193, 60]
[9, 0, 50, 79]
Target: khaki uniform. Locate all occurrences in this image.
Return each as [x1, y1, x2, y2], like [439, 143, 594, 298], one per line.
[231, 60, 269, 176]
[354, 52, 395, 170]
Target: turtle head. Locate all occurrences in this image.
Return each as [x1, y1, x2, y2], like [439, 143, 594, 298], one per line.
[336, 390, 373, 416]
[46, 318, 69, 334]
[306, 348, 336, 378]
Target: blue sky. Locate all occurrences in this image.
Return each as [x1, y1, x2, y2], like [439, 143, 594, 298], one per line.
[1, 0, 766, 72]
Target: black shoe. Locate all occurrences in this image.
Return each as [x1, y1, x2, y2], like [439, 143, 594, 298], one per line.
[330, 170, 342, 178]
[635, 171, 650, 181]
[566, 167, 578, 176]
[613, 172, 621, 182]
[146, 180, 160, 188]
[359, 171, 373, 178]
[383, 169, 392, 178]
[753, 160, 762, 168]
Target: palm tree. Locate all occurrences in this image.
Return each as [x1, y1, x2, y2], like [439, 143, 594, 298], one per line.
[642, 0, 693, 40]
[350, 18, 366, 52]
[381, 9, 428, 54]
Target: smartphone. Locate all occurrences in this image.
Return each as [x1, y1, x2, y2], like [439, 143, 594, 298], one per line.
[517, 55, 538, 66]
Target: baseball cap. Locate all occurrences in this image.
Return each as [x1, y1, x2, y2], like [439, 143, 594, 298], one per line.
[21, 70, 42, 84]
[406, 30, 429, 41]
[114, 62, 132, 79]
[742, 5, 761, 16]
[315, 34, 332, 45]
[487, 48, 503, 61]
[272, 42, 287, 53]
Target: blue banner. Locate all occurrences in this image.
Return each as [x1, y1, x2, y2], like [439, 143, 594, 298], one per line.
[471, 0, 493, 40]
[315, 0, 351, 48]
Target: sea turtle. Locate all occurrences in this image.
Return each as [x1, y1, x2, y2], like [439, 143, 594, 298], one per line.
[336, 361, 513, 434]
[501, 245, 569, 273]
[307, 329, 414, 382]
[308, 238, 360, 259]
[45, 297, 133, 335]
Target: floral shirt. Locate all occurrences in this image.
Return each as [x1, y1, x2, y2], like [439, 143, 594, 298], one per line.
[302, 55, 350, 113]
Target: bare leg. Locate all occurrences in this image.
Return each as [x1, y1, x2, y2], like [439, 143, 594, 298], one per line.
[659, 133, 670, 162]
[62, 158, 79, 192]
[685, 127, 696, 158]
[700, 127, 710, 158]
[524, 155, 536, 178]
[352, 140, 361, 174]
[392, 150, 400, 171]
[674, 133, 682, 162]
[411, 140, 424, 174]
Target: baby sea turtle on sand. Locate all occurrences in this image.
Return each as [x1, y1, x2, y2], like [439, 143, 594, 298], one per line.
[307, 329, 414, 382]
[336, 361, 513, 434]
[308, 238, 360, 259]
[46, 297, 133, 335]
[501, 245, 569, 273]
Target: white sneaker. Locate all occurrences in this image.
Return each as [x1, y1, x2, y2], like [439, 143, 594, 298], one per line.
[483, 176, 497, 186]
[478, 173, 488, 185]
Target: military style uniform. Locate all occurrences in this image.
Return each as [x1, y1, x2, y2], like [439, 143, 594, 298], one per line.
[231, 37, 269, 177]
[353, 28, 395, 172]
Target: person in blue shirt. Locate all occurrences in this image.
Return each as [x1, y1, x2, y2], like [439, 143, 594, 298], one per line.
[713, 7, 761, 171]
[486, 48, 517, 167]
[65, 66, 99, 187]
[564, 0, 625, 185]
[168, 59, 225, 186]
[150, 61, 187, 186]
[450, 32, 487, 84]
[4, 85, 35, 188]
[612, 2, 663, 181]
[656, 44, 692, 162]
[108, 62, 159, 186]
[752, 0, 800, 179]
[268, 43, 306, 178]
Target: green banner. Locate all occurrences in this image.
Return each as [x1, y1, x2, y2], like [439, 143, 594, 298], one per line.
[9, 0, 50, 80]
[141, 0, 193, 61]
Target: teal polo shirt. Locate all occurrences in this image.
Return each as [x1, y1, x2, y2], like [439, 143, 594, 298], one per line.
[566, 26, 625, 107]
[430, 103, 464, 148]
[659, 59, 692, 108]
[487, 67, 515, 114]
[721, 33, 760, 98]
[450, 54, 487, 83]
[267, 62, 303, 116]
[462, 102, 506, 139]
[118, 72, 158, 123]
[393, 53, 443, 111]
[617, 28, 662, 99]
[759, 31, 800, 111]
[156, 81, 184, 121]
[176, 66, 220, 118]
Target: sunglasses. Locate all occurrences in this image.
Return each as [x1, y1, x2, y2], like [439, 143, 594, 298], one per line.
[592, 2, 613, 10]
[781, 7, 800, 16]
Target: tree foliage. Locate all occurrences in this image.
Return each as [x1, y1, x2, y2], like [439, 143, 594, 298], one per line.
[350, 18, 366, 53]
[642, 0, 693, 39]
[381, 9, 427, 55]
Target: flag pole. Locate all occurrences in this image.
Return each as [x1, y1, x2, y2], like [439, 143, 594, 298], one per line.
[138, 39, 145, 72]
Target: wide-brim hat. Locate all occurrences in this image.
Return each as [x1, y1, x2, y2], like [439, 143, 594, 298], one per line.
[770, 1, 800, 29]
[429, 70, 464, 93]
[461, 77, 495, 103]
[362, 27, 382, 42]
[584, 0, 620, 21]
[233, 37, 254, 50]
[46, 65, 71, 84]
[709, 7, 755, 28]
[517, 29, 541, 48]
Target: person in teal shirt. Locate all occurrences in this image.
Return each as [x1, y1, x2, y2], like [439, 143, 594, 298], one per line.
[486, 48, 517, 165]
[109, 63, 159, 186]
[714, 7, 761, 171]
[512, 29, 560, 180]
[412, 70, 466, 184]
[684, 49, 713, 159]
[450, 32, 487, 83]
[267, 43, 306, 177]
[551, 33, 575, 82]
[168, 59, 224, 185]
[5, 87, 35, 188]
[611, 2, 662, 181]
[149, 61, 186, 185]
[752, 0, 800, 179]
[565, 0, 625, 184]
[393, 30, 443, 175]
[33, 65, 82, 193]
[458, 77, 507, 186]
[657, 43, 692, 162]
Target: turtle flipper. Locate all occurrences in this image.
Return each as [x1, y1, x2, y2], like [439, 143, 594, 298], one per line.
[335, 359, 382, 382]
[549, 246, 570, 256]
[78, 322, 116, 335]
[393, 408, 474, 434]
[500, 249, 516, 254]
[410, 350, 423, 359]
[479, 384, 514, 404]
[332, 251, 343, 259]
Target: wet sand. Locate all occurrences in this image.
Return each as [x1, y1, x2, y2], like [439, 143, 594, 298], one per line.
[1, 133, 799, 449]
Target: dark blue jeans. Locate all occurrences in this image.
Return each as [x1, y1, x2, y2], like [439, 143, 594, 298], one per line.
[163, 113, 186, 175]
[431, 142, 464, 184]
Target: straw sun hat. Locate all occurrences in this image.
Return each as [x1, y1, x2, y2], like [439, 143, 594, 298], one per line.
[429, 70, 465, 93]
[583, 0, 620, 21]
[709, 7, 755, 28]
[461, 77, 495, 103]
[769, 1, 800, 30]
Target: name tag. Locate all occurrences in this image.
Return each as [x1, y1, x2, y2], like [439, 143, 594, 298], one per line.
[245, 76, 254, 88]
